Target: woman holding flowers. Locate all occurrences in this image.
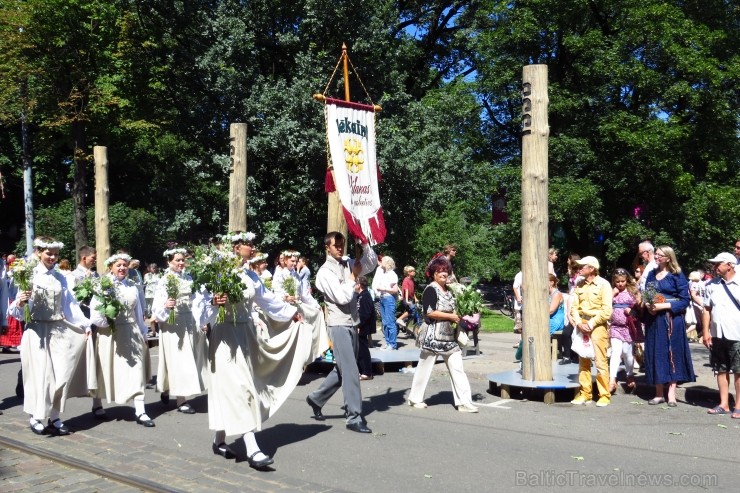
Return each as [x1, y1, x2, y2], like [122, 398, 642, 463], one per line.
[642, 245, 695, 406]
[9, 237, 91, 435]
[151, 247, 206, 414]
[192, 232, 328, 469]
[408, 256, 478, 413]
[89, 253, 155, 427]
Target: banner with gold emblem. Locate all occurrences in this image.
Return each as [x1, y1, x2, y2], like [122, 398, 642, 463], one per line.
[324, 97, 386, 245]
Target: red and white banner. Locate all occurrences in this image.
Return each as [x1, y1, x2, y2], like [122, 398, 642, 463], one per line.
[324, 98, 386, 245]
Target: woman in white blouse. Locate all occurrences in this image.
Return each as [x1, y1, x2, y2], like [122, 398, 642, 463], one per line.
[89, 253, 155, 427]
[10, 237, 91, 435]
[151, 248, 206, 414]
[193, 232, 328, 469]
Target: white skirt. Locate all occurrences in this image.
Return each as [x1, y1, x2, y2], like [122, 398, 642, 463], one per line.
[95, 322, 151, 404]
[156, 310, 207, 396]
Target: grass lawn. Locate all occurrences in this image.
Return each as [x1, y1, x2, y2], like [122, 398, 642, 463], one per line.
[480, 309, 515, 333]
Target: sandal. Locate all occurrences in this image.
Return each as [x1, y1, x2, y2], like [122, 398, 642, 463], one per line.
[731, 409, 740, 419]
[92, 406, 108, 420]
[30, 419, 47, 435]
[177, 403, 196, 414]
[707, 405, 729, 415]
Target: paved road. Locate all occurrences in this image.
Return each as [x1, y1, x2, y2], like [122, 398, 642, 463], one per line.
[1, 333, 738, 492]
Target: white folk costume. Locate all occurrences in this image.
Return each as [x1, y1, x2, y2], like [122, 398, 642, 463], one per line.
[193, 269, 328, 437]
[8, 263, 91, 419]
[151, 270, 207, 397]
[90, 276, 151, 404]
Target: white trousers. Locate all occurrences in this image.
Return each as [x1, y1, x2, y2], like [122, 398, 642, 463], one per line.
[609, 338, 634, 379]
[408, 349, 473, 406]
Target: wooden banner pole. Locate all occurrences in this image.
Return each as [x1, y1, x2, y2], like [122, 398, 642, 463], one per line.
[228, 123, 248, 232]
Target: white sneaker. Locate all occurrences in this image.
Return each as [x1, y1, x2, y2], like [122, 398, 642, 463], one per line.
[396, 318, 406, 327]
[457, 403, 479, 413]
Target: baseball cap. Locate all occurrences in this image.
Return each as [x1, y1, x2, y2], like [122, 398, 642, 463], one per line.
[575, 256, 600, 270]
[707, 252, 736, 264]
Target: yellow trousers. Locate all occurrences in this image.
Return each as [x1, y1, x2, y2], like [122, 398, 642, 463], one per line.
[577, 325, 610, 400]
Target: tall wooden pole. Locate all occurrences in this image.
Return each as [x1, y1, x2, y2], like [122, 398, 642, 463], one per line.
[93, 146, 110, 274]
[520, 64, 552, 384]
[228, 123, 248, 232]
[326, 43, 349, 248]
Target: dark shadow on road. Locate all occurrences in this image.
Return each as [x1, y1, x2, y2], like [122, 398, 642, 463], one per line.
[250, 423, 332, 459]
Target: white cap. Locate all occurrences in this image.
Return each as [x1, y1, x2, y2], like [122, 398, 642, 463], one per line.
[707, 252, 736, 264]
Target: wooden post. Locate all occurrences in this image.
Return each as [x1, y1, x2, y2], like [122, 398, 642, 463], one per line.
[520, 64, 552, 382]
[228, 123, 248, 232]
[93, 146, 110, 274]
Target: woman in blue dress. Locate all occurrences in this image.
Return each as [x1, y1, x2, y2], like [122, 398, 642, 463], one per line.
[642, 245, 695, 406]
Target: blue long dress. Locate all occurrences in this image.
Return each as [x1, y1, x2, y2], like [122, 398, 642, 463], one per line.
[642, 270, 695, 385]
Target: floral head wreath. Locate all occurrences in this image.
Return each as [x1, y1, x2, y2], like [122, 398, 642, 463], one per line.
[249, 252, 269, 264]
[281, 250, 300, 257]
[225, 231, 256, 244]
[104, 253, 132, 267]
[163, 248, 188, 258]
[33, 238, 65, 250]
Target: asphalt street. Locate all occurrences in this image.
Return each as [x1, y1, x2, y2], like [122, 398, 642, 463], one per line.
[1, 332, 738, 492]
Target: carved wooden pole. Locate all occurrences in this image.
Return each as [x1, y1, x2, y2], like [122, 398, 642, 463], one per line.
[520, 64, 552, 387]
[93, 146, 110, 274]
[228, 123, 248, 232]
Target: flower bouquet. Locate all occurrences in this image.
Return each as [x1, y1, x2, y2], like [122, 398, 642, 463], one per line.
[9, 257, 36, 323]
[188, 245, 244, 324]
[95, 276, 124, 333]
[164, 273, 180, 325]
[282, 276, 299, 304]
[449, 281, 484, 317]
[73, 276, 96, 305]
[643, 282, 665, 306]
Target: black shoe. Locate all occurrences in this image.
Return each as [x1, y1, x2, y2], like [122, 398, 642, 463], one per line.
[558, 358, 570, 365]
[306, 396, 325, 421]
[160, 391, 169, 405]
[136, 414, 156, 427]
[177, 403, 196, 414]
[91, 406, 109, 420]
[30, 419, 47, 435]
[346, 422, 372, 434]
[47, 418, 70, 436]
[212, 442, 235, 459]
[246, 451, 274, 469]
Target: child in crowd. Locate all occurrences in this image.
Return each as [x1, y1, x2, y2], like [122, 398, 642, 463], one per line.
[354, 276, 376, 380]
[608, 268, 640, 393]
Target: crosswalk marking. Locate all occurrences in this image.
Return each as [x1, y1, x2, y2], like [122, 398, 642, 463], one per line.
[478, 399, 512, 409]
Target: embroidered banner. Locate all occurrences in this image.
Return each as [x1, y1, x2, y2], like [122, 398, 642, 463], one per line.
[324, 98, 386, 245]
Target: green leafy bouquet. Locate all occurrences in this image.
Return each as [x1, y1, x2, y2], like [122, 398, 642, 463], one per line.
[282, 276, 298, 303]
[96, 276, 124, 333]
[188, 245, 244, 324]
[642, 282, 665, 306]
[9, 256, 37, 323]
[449, 281, 484, 317]
[164, 273, 181, 325]
[73, 276, 96, 306]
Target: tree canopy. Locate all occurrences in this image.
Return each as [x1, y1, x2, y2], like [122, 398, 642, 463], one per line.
[1, 0, 737, 279]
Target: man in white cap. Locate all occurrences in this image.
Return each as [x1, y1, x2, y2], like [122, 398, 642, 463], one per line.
[569, 256, 613, 407]
[702, 252, 740, 418]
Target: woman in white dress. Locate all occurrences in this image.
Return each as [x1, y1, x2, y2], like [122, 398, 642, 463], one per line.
[151, 248, 207, 413]
[9, 237, 91, 435]
[193, 232, 328, 469]
[89, 253, 155, 427]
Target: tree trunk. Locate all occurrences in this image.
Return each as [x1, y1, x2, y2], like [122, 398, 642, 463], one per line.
[71, 120, 88, 253]
[20, 79, 34, 256]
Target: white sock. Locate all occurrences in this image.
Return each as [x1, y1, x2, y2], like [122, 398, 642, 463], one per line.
[49, 408, 60, 422]
[134, 397, 146, 417]
[243, 432, 267, 460]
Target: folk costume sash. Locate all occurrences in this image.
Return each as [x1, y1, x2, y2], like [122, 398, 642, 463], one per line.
[323, 98, 386, 245]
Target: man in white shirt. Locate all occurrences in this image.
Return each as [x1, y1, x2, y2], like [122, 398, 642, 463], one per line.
[306, 232, 377, 434]
[637, 241, 657, 291]
[512, 271, 523, 334]
[702, 252, 740, 417]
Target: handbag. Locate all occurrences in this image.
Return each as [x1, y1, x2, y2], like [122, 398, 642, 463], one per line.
[456, 325, 469, 347]
[571, 329, 595, 359]
[633, 342, 644, 368]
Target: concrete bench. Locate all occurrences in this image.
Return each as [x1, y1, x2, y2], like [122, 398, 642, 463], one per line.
[370, 348, 421, 374]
